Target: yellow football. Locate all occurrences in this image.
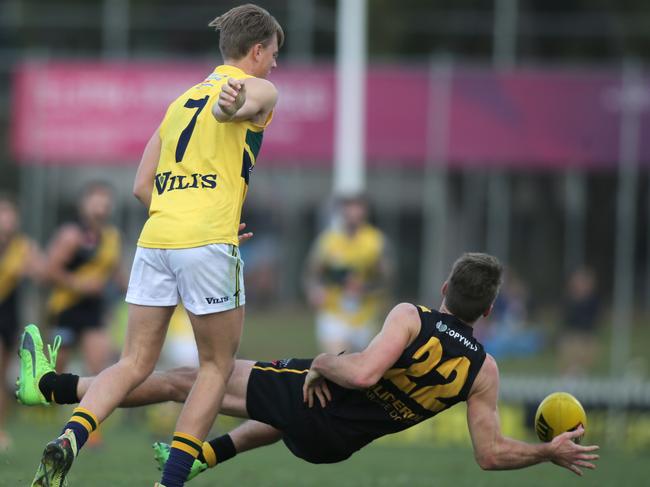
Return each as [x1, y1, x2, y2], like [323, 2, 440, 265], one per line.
[534, 392, 587, 443]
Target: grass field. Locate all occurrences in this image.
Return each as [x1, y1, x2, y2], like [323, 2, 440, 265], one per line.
[2, 413, 646, 487]
[2, 306, 649, 485]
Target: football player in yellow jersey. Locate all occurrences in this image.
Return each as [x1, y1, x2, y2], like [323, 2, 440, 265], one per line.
[28, 5, 283, 487]
[305, 195, 392, 354]
[0, 195, 43, 450]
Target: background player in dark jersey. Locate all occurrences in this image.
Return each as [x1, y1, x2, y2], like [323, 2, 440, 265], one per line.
[44, 181, 125, 375]
[0, 195, 43, 450]
[18, 253, 599, 479]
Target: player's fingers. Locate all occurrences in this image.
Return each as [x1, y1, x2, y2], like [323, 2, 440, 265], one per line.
[577, 453, 599, 461]
[315, 387, 327, 408]
[228, 77, 243, 90]
[575, 460, 596, 469]
[567, 426, 585, 438]
[238, 232, 254, 244]
[222, 85, 239, 97]
[302, 382, 309, 403]
[322, 381, 332, 402]
[578, 444, 600, 452]
[220, 93, 236, 104]
[239, 222, 247, 231]
[568, 464, 583, 476]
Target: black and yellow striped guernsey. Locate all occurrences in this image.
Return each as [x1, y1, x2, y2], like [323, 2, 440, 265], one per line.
[324, 305, 486, 450]
[47, 225, 121, 316]
[0, 234, 30, 309]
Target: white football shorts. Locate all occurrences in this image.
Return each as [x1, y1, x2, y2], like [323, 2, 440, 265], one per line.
[125, 243, 245, 315]
[316, 313, 376, 352]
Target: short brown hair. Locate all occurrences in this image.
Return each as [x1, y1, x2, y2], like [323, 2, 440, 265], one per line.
[209, 4, 284, 60]
[445, 253, 503, 323]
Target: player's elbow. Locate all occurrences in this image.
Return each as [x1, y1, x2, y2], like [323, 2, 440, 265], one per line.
[475, 451, 498, 471]
[351, 370, 380, 389]
[132, 181, 148, 203]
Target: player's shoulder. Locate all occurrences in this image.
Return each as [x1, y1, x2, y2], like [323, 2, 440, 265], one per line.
[388, 302, 422, 331]
[477, 353, 499, 384]
[466, 353, 499, 400]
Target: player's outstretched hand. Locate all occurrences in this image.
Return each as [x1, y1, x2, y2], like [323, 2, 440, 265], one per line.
[238, 222, 253, 245]
[303, 368, 332, 409]
[219, 77, 246, 117]
[549, 426, 600, 476]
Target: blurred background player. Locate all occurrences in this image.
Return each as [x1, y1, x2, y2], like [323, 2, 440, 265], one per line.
[44, 181, 124, 375]
[305, 195, 392, 353]
[559, 267, 601, 377]
[0, 195, 43, 450]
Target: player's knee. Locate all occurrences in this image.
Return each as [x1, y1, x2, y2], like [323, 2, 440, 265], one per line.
[118, 355, 157, 384]
[197, 359, 235, 382]
[167, 367, 196, 402]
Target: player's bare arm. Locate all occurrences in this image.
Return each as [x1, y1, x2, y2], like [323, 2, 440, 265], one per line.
[45, 225, 100, 294]
[212, 77, 277, 125]
[22, 238, 46, 282]
[466, 354, 599, 475]
[304, 303, 421, 406]
[133, 127, 162, 209]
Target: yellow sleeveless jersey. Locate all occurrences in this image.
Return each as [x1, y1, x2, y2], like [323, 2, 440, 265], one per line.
[0, 234, 30, 303]
[47, 226, 121, 315]
[315, 224, 385, 326]
[138, 65, 272, 249]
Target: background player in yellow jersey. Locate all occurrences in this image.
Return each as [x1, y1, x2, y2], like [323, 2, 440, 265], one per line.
[305, 195, 392, 353]
[44, 181, 124, 376]
[0, 195, 43, 450]
[29, 4, 283, 487]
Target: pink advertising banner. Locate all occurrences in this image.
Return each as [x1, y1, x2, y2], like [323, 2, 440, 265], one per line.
[11, 61, 647, 168]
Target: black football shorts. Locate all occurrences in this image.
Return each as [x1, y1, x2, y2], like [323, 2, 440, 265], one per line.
[246, 358, 357, 464]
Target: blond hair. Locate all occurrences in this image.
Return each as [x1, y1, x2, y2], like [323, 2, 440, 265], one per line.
[209, 4, 284, 60]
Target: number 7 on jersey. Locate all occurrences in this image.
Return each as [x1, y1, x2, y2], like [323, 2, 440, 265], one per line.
[175, 96, 209, 163]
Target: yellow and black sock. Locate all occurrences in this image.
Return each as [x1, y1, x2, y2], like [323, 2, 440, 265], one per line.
[161, 431, 203, 487]
[63, 406, 98, 451]
[199, 434, 236, 467]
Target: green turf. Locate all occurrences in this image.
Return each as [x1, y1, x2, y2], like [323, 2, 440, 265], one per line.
[1, 413, 645, 487]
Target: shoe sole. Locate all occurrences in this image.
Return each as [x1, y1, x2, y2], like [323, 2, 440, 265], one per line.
[32, 442, 71, 487]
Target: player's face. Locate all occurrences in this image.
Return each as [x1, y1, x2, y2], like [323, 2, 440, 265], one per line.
[0, 202, 18, 236]
[80, 189, 113, 224]
[342, 201, 367, 229]
[255, 36, 279, 78]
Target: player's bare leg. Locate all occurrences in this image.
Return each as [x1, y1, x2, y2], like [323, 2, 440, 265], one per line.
[160, 306, 243, 486]
[153, 359, 283, 480]
[30, 304, 173, 487]
[80, 328, 112, 375]
[77, 304, 173, 417]
[76, 367, 195, 407]
[229, 419, 283, 451]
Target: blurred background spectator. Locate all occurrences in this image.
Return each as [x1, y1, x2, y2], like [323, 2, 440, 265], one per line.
[560, 267, 602, 377]
[0, 194, 43, 450]
[477, 269, 544, 359]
